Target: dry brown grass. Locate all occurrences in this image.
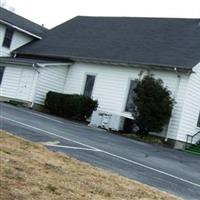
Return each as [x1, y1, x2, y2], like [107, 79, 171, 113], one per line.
[0, 130, 181, 200]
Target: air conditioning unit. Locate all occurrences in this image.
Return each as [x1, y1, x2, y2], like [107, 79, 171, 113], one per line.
[89, 110, 124, 131]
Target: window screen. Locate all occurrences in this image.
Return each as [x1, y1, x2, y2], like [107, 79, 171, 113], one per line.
[197, 112, 200, 128]
[2, 27, 14, 48]
[83, 75, 95, 97]
[125, 80, 137, 112]
[0, 66, 5, 85]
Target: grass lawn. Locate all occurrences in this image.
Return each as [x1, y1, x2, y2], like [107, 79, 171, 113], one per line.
[185, 144, 200, 155]
[0, 130, 181, 200]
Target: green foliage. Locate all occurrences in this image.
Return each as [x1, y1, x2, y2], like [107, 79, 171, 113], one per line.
[186, 144, 200, 155]
[45, 91, 98, 121]
[8, 100, 25, 107]
[132, 75, 174, 135]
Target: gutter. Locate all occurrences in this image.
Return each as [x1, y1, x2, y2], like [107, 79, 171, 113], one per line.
[0, 59, 72, 69]
[0, 60, 33, 67]
[73, 58, 193, 73]
[14, 52, 193, 73]
[35, 62, 73, 68]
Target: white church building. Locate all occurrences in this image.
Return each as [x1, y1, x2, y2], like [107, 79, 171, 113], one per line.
[0, 7, 199, 148]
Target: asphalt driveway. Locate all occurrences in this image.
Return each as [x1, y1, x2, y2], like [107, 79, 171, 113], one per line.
[0, 103, 200, 200]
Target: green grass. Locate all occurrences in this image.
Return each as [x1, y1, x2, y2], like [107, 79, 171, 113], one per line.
[185, 144, 200, 155]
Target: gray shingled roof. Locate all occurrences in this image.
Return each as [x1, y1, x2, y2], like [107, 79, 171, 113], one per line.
[14, 16, 200, 69]
[0, 7, 47, 37]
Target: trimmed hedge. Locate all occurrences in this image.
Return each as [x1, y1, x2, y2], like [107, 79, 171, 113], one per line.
[45, 91, 98, 121]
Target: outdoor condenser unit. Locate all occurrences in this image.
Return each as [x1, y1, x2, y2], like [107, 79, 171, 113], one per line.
[89, 110, 124, 131]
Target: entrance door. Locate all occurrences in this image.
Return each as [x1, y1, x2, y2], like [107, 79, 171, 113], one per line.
[17, 68, 35, 101]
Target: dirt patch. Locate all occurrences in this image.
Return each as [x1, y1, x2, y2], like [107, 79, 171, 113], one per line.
[0, 130, 181, 200]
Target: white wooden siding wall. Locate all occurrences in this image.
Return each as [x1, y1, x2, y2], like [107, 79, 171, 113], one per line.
[0, 23, 33, 56]
[0, 65, 36, 102]
[64, 63, 141, 114]
[34, 66, 68, 105]
[11, 31, 33, 52]
[164, 75, 189, 140]
[176, 63, 200, 142]
[64, 62, 189, 140]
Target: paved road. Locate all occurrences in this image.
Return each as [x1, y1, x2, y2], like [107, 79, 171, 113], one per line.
[0, 103, 200, 200]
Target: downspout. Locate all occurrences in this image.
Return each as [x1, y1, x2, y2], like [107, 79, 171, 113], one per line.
[30, 64, 40, 108]
[173, 68, 182, 99]
[164, 67, 181, 142]
[63, 64, 72, 93]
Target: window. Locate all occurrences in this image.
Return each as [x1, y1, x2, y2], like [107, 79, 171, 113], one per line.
[2, 27, 14, 48]
[125, 80, 137, 112]
[197, 112, 200, 128]
[83, 75, 96, 97]
[0, 66, 5, 85]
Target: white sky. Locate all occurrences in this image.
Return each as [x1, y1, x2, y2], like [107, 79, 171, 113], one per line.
[2, 0, 200, 28]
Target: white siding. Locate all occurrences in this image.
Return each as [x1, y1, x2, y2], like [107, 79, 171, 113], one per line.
[0, 65, 37, 102]
[176, 63, 200, 142]
[64, 63, 141, 114]
[0, 23, 33, 56]
[34, 66, 68, 105]
[64, 62, 189, 140]
[165, 75, 189, 140]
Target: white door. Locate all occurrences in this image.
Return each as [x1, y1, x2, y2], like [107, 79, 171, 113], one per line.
[17, 68, 35, 101]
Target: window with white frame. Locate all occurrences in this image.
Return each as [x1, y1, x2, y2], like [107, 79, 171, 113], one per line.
[2, 27, 14, 48]
[197, 112, 200, 128]
[125, 80, 137, 112]
[0, 66, 5, 85]
[83, 75, 96, 97]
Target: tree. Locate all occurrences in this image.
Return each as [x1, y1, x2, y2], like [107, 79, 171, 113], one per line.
[132, 75, 174, 135]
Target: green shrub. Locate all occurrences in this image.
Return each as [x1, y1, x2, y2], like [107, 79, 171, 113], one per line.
[45, 91, 98, 121]
[132, 75, 175, 135]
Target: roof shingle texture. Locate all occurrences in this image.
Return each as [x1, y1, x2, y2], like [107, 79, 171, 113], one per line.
[15, 16, 200, 69]
[0, 7, 47, 37]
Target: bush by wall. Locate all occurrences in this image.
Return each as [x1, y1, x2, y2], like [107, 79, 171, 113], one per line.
[132, 75, 175, 135]
[45, 91, 98, 121]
